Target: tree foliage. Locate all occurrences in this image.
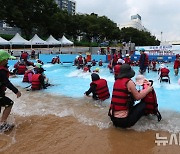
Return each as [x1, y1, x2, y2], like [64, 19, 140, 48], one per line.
[0, 0, 160, 45]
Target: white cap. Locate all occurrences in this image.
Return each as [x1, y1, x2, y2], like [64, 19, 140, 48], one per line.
[117, 58, 125, 64]
[160, 64, 166, 68]
[126, 54, 129, 57]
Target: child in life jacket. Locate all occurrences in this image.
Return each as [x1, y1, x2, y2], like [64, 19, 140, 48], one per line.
[135, 75, 162, 121]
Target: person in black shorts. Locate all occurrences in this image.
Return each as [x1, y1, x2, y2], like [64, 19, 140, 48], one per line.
[0, 50, 21, 131]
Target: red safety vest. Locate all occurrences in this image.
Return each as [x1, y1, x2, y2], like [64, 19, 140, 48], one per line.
[160, 68, 169, 77]
[83, 66, 89, 72]
[142, 86, 158, 114]
[110, 78, 132, 111]
[23, 70, 34, 82]
[31, 74, 41, 90]
[78, 57, 83, 64]
[17, 65, 27, 75]
[90, 79, 110, 101]
[114, 64, 121, 76]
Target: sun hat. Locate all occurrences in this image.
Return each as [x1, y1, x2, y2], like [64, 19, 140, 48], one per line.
[135, 75, 146, 86]
[118, 64, 135, 79]
[27, 66, 35, 70]
[117, 58, 125, 64]
[0, 50, 15, 62]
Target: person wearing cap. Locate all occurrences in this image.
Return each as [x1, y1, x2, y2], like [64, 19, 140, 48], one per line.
[22, 66, 35, 83]
[0, 50, 21, 130]
[158, 64, 170, 83]
[108, 64, 153, 128]
[84, 73, 110, 101]
[139, 48, 149, 74]
[113, 58, 125, 80]
[124, 54, 131, 65]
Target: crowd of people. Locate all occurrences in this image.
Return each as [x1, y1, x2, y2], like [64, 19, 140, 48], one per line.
[0, 48, 180, 132]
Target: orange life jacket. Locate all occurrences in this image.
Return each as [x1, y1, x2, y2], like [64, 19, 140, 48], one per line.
[90, 79, 110, 101]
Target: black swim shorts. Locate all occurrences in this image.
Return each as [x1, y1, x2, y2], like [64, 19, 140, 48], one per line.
[0, 96, 14, 108]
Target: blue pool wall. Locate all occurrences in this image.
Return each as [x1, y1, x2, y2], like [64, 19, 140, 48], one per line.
[39, 54, 108, 63]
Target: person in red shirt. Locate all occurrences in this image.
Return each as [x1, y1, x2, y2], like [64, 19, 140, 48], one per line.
[174, 54, 180, 76]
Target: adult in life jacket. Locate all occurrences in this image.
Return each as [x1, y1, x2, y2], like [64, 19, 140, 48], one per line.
[139, 48, 149, 74]
[0, 50, 21, 129]
[84, 73, 110, 101]
[22, 66, 35, 83]
[173, 54, 180, 76]
[108, 64, 153, 128]
[31, 68, 48, 90]
[135, 75, 162, 121]
[113, 58, 125, 80]
[158, 64, 170, 83]
[77, 54, 84, 69]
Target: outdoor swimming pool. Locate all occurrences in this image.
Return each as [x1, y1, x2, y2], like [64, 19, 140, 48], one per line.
[7, 60, 180, 132]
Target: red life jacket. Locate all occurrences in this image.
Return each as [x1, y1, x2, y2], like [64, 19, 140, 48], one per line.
[83, 66, 89, 72]
[23, 70, 34, 82]
[90, 79, 110, 101]
[0, 66, 10, 92]
[142, 86, 158, 115]
[21, 53, 28, 60]
[110, 78, 132, 111]
[52, 57, 60, 64]
[17, 64, 27, 75]
[114, 64, 121, 76]
[124, 58, 131, 64]
[78, 57, 83, 64]
[99, 61, 103, 66]
[160, 68, 169, 77]
[31, 74, 41, 90]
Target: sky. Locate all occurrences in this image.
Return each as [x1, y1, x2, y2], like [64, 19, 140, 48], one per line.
[75, 0, 180, 42]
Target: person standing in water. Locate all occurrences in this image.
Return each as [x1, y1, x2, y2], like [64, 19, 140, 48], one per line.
[139, 48, 149, 74]
[0, 50, 21, 131]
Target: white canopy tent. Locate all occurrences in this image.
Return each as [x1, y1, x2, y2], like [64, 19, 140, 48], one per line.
[46, 35, 61, 45]
[9, 33, 30, 51]
[60, 35, 73, 46]
[0, 37, 9, 45]
[30, 34, 47, 45]
[9, 33, 30, 45]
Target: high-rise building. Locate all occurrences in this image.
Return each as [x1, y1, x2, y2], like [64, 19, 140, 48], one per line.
[55, 0, 76, 15]
[118, 14, 147, 31]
